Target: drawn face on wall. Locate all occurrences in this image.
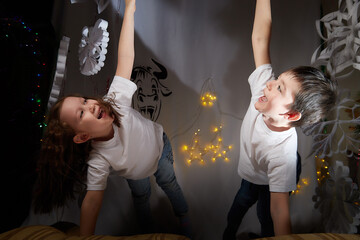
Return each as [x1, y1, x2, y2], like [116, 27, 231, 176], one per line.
[131, 59, 172, 121]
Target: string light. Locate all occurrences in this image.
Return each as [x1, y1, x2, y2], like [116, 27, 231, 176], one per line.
[200, 78, 217, 107]
[182, 77, 233, 166]
[291, 178, 309, 195]
[315, 155, 330, 184]
[201, 92, 217, 107]
[291, 155, 330, 195]
[2, 17, 47, 131]
[182, 125, 232, 165]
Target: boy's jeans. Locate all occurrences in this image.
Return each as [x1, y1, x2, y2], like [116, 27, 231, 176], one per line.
[223, 153, 301, 239]
[127, 133, 188, 233]
[223, 179, 274, 240]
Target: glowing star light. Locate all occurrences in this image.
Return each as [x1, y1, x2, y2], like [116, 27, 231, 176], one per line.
[201, 92, 217, 107]
[182, 125, 232, 165]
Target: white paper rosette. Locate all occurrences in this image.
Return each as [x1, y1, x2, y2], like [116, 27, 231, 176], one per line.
[78, 18, 109, 76]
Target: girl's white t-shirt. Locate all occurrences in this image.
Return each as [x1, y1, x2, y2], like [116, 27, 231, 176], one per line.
[238, 64, 298, 192]
[86, 76, 164, 190]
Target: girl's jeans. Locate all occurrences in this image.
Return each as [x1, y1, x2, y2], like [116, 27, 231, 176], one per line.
[126, 133, 188, 233]
[223, 152, 301, 239]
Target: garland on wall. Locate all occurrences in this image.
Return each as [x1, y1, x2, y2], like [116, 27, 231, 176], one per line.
[2, 16, 50, 129]
[181, 78, 233, 166]
[309, 0, 360, 233]
[48, 36, 70, 109]
[311, 0, 360, 78]
[313, 159, 360, 233]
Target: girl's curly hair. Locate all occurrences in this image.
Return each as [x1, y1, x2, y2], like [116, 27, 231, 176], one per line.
[33, 95, 121, 213]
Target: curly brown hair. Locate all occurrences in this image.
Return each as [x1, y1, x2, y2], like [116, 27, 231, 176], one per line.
[33, 95, 121, 213]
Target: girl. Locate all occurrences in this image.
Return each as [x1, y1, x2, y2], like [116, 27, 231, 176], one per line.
[33, 0, 190, 237]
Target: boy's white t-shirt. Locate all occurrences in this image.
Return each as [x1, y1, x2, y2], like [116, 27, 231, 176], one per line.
[86, 76, 164, 191]
[238, 64, 298, 193]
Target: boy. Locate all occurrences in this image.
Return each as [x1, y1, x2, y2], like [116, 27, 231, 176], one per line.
[223, 0, 337, 238]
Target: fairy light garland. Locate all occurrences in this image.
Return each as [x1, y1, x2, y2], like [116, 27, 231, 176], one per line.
[2, 17, 48, 130]
[291, 155, 330, 195]
[181, 77, 233, 165]
[182, 125, 233, 165]
[201, 92, 217, 107]
[291, 178, 309, 195]
[316, 155, 330, 184]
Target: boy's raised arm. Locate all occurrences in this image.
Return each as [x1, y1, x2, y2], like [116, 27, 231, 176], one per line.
[252, 0, 272, 68]
[115, 0, 136, 79]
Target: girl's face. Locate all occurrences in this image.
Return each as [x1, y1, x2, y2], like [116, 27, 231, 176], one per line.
[254, 71, 301, 126]
[60, 97, 114, 142]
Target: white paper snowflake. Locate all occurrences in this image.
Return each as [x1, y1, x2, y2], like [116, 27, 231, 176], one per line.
[78, 18, 109, 76]
[311, 0, 360, 78]
[313, 161, 360, 233]
[303, 90, 360, 158]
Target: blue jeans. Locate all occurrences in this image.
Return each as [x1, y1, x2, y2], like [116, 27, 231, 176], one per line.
[223, 179, 274, 240]
[127, 133, 188, 233]
[223, 153, 301, 239]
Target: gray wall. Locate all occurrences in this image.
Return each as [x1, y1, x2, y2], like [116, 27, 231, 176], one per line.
[24, 0, 353, 239]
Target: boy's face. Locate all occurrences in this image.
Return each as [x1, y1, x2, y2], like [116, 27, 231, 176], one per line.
[255, 71, 301, 123]
[60, 97, 114, 141]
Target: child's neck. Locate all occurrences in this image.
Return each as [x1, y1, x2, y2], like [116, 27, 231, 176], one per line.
[93, 125, 115, 142]
[262, 115, 292, 132]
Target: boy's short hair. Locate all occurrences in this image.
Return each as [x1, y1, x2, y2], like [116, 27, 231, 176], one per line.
[288, 66, 337, 127]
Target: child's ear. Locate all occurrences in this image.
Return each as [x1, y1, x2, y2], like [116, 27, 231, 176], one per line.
[286, 111, 301, 122]
[73, 133, 90, 144]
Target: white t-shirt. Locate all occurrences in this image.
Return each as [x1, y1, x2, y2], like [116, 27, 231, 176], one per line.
[237, 64, 298, 192]
[86, 76, 164, 190]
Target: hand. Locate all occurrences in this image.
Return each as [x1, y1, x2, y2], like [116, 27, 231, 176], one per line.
[125, 0, 136, 12]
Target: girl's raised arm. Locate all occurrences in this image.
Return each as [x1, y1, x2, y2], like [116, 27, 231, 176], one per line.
[115, 0, 136, 79]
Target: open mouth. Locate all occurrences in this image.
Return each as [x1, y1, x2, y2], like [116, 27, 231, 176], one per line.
[97, 109, 104, 119]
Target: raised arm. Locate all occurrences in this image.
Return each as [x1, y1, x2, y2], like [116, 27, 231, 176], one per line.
[252, 0, 272, 68]
[115, 0, 136, 79]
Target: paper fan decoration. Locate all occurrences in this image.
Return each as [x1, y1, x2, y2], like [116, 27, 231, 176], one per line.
[78, 18, 109, 76]
[48, 36, 70, 108]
